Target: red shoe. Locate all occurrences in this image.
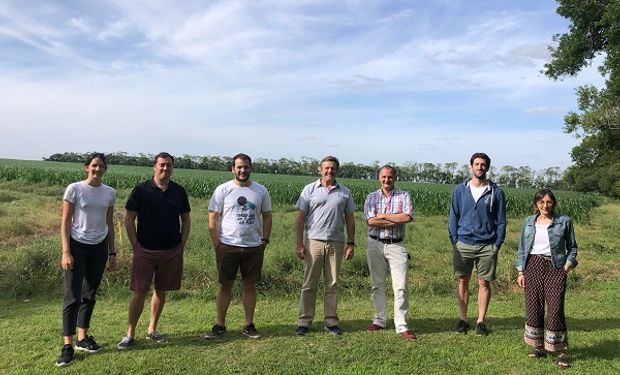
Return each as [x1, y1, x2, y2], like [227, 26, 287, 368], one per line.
[400, 330, 417, 340]
[367, 324, 385, 332]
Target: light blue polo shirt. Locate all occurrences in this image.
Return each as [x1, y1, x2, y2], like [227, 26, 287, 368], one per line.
[295, 179, 356, 242]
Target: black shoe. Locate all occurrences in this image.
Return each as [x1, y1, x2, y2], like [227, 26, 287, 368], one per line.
[116, 336, 135, 350]
[145, 331, 165, 343]
[324, 325, 343, 336]
[242, 323, 260, 339]
[55, 344, 74, 367]
[295, 326, 310, 336]
[204, 324, 226, 339]
[455, 319, 470, 334]
[74, 335, 102, 353]
[475, 322, 488, 336]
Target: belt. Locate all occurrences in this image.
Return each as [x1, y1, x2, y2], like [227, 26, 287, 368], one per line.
[369, 235, 403, 244]
[533, 254, 552, 259]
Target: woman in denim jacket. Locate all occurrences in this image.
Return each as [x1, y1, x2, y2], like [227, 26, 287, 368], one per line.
[515, 189, 577, 369]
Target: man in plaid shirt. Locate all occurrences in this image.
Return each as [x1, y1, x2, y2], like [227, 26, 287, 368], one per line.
[363, 165, 416, 340]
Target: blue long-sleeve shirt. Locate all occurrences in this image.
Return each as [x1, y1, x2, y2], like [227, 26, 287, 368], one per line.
[448, 181, 506, 249]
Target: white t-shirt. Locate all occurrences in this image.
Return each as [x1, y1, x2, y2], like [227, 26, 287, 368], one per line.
[470, 184, 489, 203]
[63, 181, 116, 244]
[531, 223, 552, 256]
[208, 180, 272, 247]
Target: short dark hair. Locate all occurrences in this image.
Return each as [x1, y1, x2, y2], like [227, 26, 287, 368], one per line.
[320, 156, 339, 169]
[232, 153, 252, 167]
[470, 152, 491, 167]
[533, 188, 557, 214]
[84, 152, 107, 170]
[378, 165, 397, 178]
[154, 152, 175, 166]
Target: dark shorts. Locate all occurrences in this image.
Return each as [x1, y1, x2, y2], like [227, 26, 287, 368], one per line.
[130, 244, 184, 293]
[453, 241, 497, 282]
[216, 243, 265, 284]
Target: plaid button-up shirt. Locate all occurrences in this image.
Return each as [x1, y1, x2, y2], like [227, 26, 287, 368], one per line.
[364, 188, 413, 240]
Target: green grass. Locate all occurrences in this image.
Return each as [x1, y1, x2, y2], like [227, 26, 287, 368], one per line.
[0, 168, 619, 374]
[1, 288, 619, 375]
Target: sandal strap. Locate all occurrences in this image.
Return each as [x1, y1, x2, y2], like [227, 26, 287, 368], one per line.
[528, 348, 547, 358]
[557, 355, 571, 368]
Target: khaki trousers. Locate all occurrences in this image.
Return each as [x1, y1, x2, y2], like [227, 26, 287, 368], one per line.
[298, 239, 344, 327]
[366, 237, 410, 333]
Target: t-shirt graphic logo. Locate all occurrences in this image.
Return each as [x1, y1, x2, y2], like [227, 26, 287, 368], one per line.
[236, 196, 256, 225]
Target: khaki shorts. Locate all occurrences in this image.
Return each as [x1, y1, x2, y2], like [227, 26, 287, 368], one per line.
[216, 243, 265, 284]
[453, 241, 497, 281]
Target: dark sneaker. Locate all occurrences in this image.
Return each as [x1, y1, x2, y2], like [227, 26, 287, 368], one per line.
[55, 344, 74, 367]
[400, 330, 417, 340]
[74, 336, 102, 353]
[295, 326, 310, 336]
[455, 319, 470, 334]
[367, 323, 385, 332]
[116, 336, 135, 350]
[146, 331, 165, 343]
[242, 323, 260, 339]
[204, 324, 226, 339]
[324, 325, 343, 336]
[475, 322, 488, 336]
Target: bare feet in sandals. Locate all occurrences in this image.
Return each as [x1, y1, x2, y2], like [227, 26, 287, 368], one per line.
[557, 354, 571, 368]
[528, 347, 547, 359]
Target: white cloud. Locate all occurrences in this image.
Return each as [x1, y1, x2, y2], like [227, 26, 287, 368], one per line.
[97, 19, 131, 40]
[0, 0, 602, 169]
[69, 18, 92, 34]
[526, 106, 567, 115]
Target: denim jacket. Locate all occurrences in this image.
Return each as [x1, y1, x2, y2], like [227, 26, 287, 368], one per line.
[515, 213, 578, 271]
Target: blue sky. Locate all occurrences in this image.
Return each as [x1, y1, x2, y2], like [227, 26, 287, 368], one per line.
[0, 0, 605, 169]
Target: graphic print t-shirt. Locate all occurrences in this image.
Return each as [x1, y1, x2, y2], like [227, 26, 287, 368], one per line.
[208, 180, 271, 247]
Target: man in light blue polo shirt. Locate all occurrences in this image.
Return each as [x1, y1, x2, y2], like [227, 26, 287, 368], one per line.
[295, 156, 356, 336]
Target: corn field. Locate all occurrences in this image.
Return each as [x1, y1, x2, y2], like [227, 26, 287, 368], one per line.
[0, 160, 600, 221]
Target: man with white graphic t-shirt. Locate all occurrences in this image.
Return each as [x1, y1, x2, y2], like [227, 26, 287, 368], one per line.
[205, 153, 272, 340]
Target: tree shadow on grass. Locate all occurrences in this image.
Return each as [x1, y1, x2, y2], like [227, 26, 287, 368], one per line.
[572, 340, 620, 360]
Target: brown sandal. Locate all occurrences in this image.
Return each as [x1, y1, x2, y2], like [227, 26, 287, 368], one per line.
[528, 348, 547, 359]
[557, 355, 571, 368]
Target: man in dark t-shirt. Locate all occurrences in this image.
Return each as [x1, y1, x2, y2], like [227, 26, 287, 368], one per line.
[117, 152, 191, 350]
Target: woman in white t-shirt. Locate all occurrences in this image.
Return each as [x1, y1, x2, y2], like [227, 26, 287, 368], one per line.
[55, 153, 116, 367]
[515, 189, 578, 369]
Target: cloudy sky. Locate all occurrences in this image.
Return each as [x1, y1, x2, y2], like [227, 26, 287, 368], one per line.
[0, 0, 604, 169]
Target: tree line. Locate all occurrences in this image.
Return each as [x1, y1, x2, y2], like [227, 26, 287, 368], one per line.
[44, 151, 567, 190]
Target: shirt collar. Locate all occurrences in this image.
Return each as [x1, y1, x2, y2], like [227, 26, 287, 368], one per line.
[316, 178, 339, 189]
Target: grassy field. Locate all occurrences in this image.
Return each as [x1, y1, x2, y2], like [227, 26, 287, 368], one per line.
[2, 288, 619, 375]
[0, 160, 619, 374]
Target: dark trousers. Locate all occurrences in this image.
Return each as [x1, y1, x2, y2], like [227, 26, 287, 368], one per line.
[523, 254, 568, 352]
[62, 237, 108, 336]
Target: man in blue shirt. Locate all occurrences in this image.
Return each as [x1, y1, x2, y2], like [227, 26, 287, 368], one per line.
[448, 152, 506, 336]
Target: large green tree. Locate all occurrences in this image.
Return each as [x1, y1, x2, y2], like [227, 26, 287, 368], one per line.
[544, 0, 620, 197]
